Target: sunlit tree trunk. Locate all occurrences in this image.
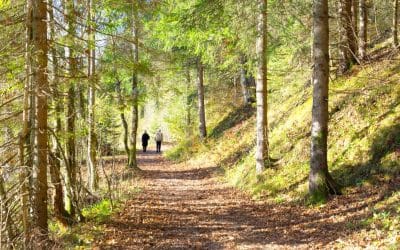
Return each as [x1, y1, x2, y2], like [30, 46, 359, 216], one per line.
[255, 0, 268, 175]
[128, 2, 139, 168]
[30, 0, 49, 241]
[359, 0, 368, 60]
[394, 0, 399, 48]
[309, 0, 341, 199]
[196, 59, 207, 139]
[87, 0, 98, 191]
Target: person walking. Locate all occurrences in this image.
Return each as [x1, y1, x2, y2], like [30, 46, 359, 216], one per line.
[141, 130, 150, 152]
[155, 129, 163, 153]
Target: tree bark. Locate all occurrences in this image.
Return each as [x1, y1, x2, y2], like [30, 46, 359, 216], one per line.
[394, 0, 399, 48]
[87, 0, 98, 191]
[49, 0, 69, 224]
[196, 59, 207, 139]
[351, 0, 360, 53]
[310, 0, 341, 200]
[338, 0, 353, 74]
[65, 0, 78, 217]
[31, 0, 49, 240]
[255, 0, 268, 175]
[359, 0, 368, 60]
[20, 0, 33, 246]
[128, 2, 139, 168]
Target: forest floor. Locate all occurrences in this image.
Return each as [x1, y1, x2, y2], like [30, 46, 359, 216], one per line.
[93, 148, 399, 249]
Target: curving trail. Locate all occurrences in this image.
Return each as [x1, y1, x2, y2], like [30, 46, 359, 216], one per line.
[94, 149, 385, 249]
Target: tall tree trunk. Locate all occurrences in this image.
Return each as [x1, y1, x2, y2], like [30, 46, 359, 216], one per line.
[338, 0, 354, 74]
[20, 0, 33, 246]
[255, 0, 268, 175]
[359, 0, 368, 60]
[196, 59, 207, 139]
[49, 0, 69, 224]
[309, 0, 341, 200]
[65, 0, 78, 217]
[394, 0, 399, 48]
[87, 0, 98, 191]
[31, 0, 49, 241]
[128, 2, 139, 168]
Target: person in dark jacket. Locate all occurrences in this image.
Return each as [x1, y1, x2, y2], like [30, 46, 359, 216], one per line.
[141, 130, 150, 152]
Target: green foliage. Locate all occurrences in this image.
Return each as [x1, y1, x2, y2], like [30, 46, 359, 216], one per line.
[82, 199, 114, 223]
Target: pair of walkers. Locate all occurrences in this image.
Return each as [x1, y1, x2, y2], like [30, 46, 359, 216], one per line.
[141, 130, 163, 153]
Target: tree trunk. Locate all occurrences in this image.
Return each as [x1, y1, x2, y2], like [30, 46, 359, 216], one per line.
[87, 0, 98, 191]
[310, 0, 341, 200]
[65, 0, 78, 217]
[20, 0, 33, 246]
[352, 0, 359, 54]
[255, 0, 268, 175]
[128, 2, 139, 168]
[186, 66, 192, 137]
[239, 55, 255, 105]
[394, 0, 399, 48]
[338, 0, 354, 74]
[196, 59, 207, 139]
[350, 0, 358, 60]
[116, 80, 130, 156]
[31, 0, 49, 241]
[359, 0, 368, 60]
[49, 0, 69, 224]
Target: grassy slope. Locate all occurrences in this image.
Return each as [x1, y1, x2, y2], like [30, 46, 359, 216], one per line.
[167, 44, 400, 246]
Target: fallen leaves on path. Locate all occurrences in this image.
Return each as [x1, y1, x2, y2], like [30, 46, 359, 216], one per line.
[94, 150, 392, 249]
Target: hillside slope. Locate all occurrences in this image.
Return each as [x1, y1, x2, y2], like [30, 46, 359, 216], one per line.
[167, 45, 400, 247]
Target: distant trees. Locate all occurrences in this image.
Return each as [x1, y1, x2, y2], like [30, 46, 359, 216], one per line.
[310, 0, 341, 199]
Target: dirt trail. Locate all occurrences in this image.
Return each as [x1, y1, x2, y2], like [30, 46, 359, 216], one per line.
[95, 149, 386, 249]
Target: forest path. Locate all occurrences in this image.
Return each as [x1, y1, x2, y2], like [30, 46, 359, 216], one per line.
[94, 148, 382, 249]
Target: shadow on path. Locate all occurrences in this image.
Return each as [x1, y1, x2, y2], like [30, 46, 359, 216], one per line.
[95, 151, 387, 249]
